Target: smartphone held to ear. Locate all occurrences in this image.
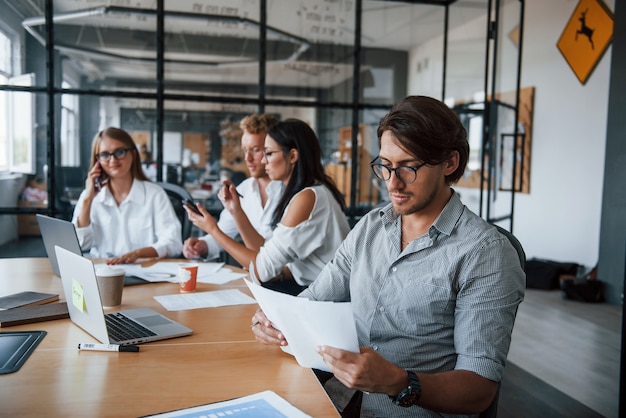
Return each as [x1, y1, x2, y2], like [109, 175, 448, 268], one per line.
[182, 199, 202, 216]
[94, 176, 108, 191]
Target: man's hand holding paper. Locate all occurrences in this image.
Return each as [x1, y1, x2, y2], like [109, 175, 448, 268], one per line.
[245, 279, 359, 372]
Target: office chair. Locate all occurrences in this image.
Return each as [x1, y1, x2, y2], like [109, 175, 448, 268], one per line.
[478, 225, 526, 418]
[156, 182, 194, 243]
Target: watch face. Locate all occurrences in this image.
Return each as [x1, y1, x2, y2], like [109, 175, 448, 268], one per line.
[398, 386, 420, 407]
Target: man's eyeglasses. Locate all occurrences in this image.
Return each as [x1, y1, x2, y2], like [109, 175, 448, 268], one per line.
[96, 148, 132, 162]
[242, 146, 264, 157]
[370, 158, 427, 185]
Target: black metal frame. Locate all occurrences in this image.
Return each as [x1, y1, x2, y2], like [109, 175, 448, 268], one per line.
[0, 0, 524, 230]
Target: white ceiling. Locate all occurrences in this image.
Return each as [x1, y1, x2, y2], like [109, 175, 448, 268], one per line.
[12, 0, 493, 89]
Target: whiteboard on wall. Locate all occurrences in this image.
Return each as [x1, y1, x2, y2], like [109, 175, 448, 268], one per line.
[153, 131, 182, 164]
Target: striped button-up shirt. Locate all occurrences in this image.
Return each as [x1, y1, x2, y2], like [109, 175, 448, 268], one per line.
[301, 191, 525, 417]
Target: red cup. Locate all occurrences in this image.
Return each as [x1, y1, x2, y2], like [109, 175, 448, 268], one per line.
[178, 263, 198, 293]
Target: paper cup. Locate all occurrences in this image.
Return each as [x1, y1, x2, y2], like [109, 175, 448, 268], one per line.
[95, 266, 125, 308]
[178, 263, 198, 293]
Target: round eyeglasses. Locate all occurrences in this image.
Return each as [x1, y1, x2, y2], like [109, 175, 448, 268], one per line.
[242, 146, 264, 157]
[96, 148, 132, 162]
[370, 158, 427, 185]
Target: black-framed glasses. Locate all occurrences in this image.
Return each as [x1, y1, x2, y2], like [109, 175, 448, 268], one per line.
[370, 158, 427, 185]
[96, 148, 132, 162]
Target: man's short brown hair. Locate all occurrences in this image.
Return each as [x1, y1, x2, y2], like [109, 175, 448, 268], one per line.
[240, 113, 279, 135]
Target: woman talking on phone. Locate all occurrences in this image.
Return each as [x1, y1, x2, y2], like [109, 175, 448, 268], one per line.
[184, 119, 350, 295]
[72, 127, 182, 264]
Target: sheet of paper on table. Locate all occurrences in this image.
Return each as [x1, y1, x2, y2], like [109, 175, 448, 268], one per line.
[110, 262, 246, 284]
[153, 289, 256, 311]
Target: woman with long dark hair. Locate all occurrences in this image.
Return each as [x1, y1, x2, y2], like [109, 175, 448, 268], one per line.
[186, 119, 350, 295]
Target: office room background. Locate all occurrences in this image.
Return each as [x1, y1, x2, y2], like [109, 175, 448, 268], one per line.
[0, 0, 625, 417]
[0, 0, 625, 298]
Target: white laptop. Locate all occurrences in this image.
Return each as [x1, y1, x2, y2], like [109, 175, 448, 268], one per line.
[37, 214, 147, 286]
[55, 246, 193, 345]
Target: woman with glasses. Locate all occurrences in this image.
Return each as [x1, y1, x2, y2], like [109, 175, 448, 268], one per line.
[72, 127, 182, 264]
[185, 119, 350, 295]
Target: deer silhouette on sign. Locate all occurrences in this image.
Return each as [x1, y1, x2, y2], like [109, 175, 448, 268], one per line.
[576, 9, 595, 50]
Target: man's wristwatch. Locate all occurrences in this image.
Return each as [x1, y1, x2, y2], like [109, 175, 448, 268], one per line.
[390, 370, 421, 407]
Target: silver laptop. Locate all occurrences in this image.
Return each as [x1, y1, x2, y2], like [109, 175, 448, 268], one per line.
[55, 246, 193, 345]
[37, 214, 147, 286]
[36, 214, 83, 277]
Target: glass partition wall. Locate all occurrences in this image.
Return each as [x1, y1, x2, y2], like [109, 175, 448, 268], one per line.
[0, 0, 523, 230]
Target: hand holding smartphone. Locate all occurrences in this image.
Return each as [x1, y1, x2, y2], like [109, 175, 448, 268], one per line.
[93, 161, 108, 191]
[182, 199, 203, 216]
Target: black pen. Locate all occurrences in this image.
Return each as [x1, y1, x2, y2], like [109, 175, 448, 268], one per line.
[223, 183, 243, 198]
[78, 343, 140, 352]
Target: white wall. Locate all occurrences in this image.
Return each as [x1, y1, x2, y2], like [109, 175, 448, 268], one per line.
[408, 0, 612, 267]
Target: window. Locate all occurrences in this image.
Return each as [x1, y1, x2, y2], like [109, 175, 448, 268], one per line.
[0, 28, 36, 174]
[60, 83, 80, 166]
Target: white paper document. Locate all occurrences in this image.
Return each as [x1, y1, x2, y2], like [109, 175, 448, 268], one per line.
[154, 289, 257, 311]
[144, 390, 311, 417]
[244, 279, 359, 372]
[196, 267, 249, 285]
[113, 262, 231, 283]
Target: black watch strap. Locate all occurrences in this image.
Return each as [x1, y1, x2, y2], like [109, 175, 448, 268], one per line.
[390, 370, 422, 407]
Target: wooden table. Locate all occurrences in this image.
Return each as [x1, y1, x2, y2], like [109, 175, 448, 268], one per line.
[0, 258, 339, 417]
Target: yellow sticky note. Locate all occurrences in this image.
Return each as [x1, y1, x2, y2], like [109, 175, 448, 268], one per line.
[72, 278, 86, 312]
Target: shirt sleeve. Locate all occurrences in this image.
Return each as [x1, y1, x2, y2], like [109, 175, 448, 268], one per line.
[199, 207, 239, 260]
[71, 190, 94, 251]
[453, 235, 525, 381]
[298, 221, 357, 302]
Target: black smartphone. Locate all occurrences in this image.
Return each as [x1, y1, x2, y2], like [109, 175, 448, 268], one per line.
[181, 199, 202, 216]
[94, 161, 109, 191]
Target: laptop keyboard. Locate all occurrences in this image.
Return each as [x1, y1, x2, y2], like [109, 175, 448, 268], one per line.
[105, 312, 157, 341]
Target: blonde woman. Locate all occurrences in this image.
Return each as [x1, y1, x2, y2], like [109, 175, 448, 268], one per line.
[72, 127, 182, 264]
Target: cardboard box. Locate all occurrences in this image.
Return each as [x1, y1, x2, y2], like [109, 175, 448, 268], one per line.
[17, 201, 47, 236]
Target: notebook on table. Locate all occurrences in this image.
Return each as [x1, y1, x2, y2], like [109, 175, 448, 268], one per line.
[55, 246, 193, 345]
[36, 214, 147, 286]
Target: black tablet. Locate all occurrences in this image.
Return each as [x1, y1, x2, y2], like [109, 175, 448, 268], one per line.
[0, 330, 47, 374]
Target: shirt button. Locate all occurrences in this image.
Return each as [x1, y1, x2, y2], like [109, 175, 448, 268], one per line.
[372, 345, 379, 351]
[392, 267, 397, 272]
[379, 306, 385, 312]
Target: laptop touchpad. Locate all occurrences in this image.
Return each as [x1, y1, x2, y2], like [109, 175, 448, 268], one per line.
[137, 315, 172, 327]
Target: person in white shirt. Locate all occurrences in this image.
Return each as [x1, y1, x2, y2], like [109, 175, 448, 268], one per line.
[72, 127, 182, 264]
[185, 119, 351, 295]
[182, 113, 283, 261]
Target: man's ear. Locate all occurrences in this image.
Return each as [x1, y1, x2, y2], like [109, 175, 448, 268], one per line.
[444, 151, 460, 176]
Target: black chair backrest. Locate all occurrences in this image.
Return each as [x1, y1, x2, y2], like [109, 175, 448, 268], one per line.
[494, 224, 526, 269]
[156, 182, 193, 243]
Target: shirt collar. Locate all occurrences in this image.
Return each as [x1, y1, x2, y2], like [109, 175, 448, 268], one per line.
[265, 180, 285, 196]
[377, 188, 464, 237]
[431, 189, 464, 236]
[94, 179, 143, 206]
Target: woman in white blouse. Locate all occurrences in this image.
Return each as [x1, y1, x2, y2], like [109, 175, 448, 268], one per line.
[72, 127, 182, 264]
[185, 119, 350, 295]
